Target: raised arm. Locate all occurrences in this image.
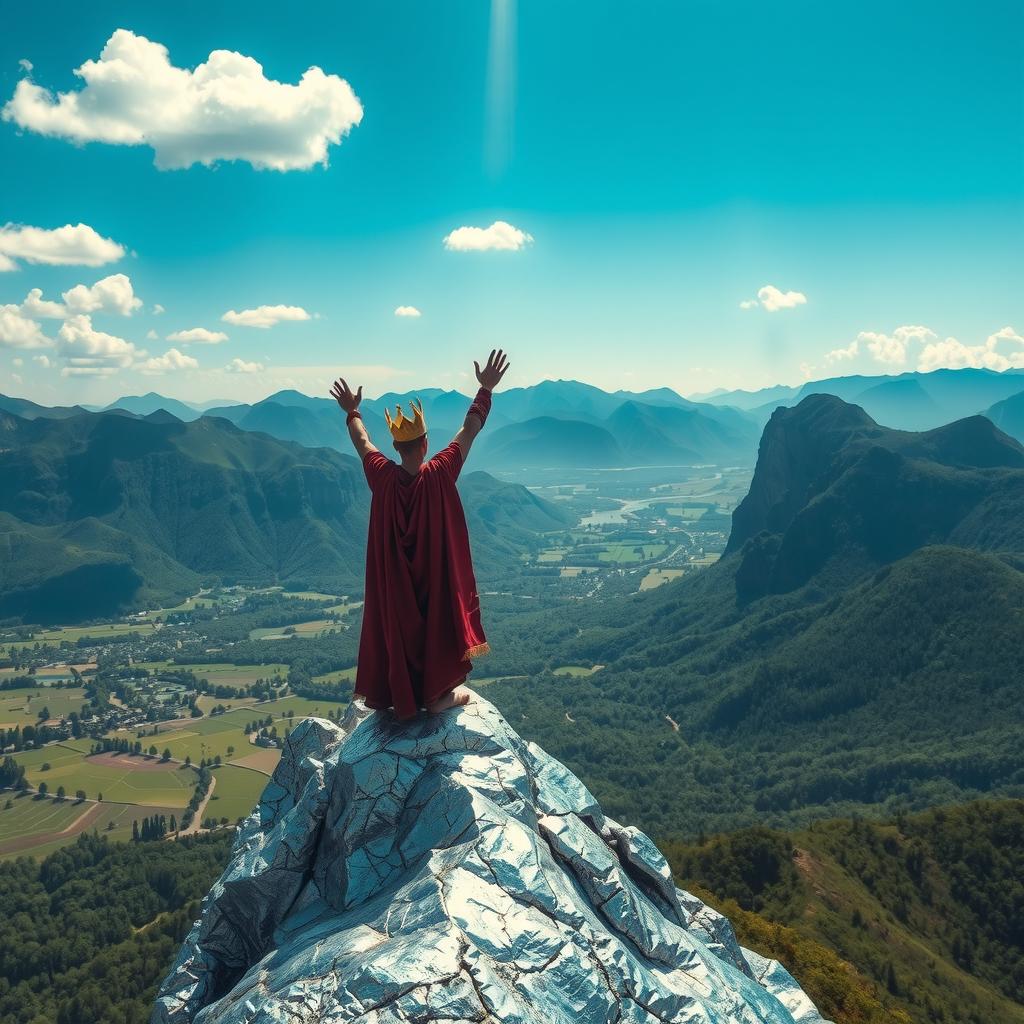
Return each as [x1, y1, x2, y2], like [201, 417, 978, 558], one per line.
[452, 349, 510, 459]
[330, 378, 378, 461]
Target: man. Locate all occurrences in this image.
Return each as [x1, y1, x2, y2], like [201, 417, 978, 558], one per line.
[330, 350, 510, 718]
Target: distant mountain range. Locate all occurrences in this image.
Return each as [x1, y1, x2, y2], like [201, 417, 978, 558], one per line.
[7, 367, 1024, 468]
[0, 408, 568, 623]
[484, 394, 1024, 837]
[696, 367, 1024, 433]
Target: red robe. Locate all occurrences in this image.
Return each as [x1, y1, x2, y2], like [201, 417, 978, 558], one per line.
[355, 441, 488, 719]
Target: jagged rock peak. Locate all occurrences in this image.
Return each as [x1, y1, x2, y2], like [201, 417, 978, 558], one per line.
[152, 696, 831, 1024]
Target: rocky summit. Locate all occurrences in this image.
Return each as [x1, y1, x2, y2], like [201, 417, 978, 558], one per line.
[151, 696, 830, 1024]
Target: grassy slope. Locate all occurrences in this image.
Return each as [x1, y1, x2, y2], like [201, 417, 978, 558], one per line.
[663, 801, 1024, 1024]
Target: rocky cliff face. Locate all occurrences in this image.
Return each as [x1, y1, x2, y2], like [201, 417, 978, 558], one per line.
[152, 697, 831, 1024]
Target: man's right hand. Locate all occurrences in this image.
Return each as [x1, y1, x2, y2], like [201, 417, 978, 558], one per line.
[474, 350, 510, 392]
[330, 378, 362, 414]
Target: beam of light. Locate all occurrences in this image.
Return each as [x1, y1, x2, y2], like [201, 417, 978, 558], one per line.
[485, 0, 516, 178]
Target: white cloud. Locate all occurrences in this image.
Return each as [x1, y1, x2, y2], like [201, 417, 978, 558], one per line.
[152, 303, 165, 315]
[0, 222, 125, 269]
[20, 288, 67, 319]
[0, 254, 17, 272]
[10, 373, 22, 385]
[738, 299, 758, 310]
[18, 59, 33, 73]
[825, 340, 859, 364]
[62, 273, 141, 315]
[757, 285, 807, 312]
[146, 329, 158, 341]
[224, 357, 265, 373]
[139, 347, 198, 374]
[0, 305, 51, 348]
[443, 220, 533, 252]
[222, 304, 311, 328]
[799, 361, 815, 380]
[12, 357, 23, 367]
[33, 354, 51, 368]
[57, 314, 137, 373]
[167, 327, 228, 344]
[859, 325, 936, 366]
[3, 29, 363, 171]
[394, 305, 422, 318]
[918, 325, 1024, 373]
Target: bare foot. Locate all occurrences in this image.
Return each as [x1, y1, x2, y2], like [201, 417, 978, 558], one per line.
[426, 686, 472, 714]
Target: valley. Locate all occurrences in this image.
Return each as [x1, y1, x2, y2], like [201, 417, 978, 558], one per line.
[2, 379, 1024, 1024]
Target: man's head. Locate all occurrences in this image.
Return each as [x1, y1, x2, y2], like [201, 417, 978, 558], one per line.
[394, 434, 428, 464]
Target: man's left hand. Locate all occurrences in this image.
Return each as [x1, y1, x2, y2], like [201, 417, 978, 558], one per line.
[331, 378, 362, 414]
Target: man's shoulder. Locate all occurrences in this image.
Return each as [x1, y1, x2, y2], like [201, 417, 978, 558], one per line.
[427, 442, 463, 472]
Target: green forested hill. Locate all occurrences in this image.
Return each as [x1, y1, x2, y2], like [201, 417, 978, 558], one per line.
[0, 832, 232, 1024]
[484, 397, 1024, 836]
[664, 800, 1024, 1024]
[0, 410, 569, 623]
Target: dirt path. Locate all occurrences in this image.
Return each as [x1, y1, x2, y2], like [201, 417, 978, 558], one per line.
[0, 799, 103, 856]
[175, 775, 216, 838]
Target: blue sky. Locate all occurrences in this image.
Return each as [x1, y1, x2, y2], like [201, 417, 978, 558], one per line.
[1, 0, 1022, 405]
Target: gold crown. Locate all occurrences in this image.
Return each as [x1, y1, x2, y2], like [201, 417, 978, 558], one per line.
[385, 398, 427, 442]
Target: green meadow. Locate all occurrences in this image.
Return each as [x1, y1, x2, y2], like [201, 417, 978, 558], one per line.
[6, 623, 159, 650]
[123, 696, 348, 766]
[17, 745, 196, 807]
[207, 765, 268, 824]
[0, 687, 88, 725]
[135, 661, 288, 689]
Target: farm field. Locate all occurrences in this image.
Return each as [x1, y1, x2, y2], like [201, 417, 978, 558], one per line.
[312, 668, 356, 686]
[195, 694, 258, 715]
[116, 695, 348, 766]
[135, 661, 288, 689]
[0, 687, 87, 726]
[249, 619, 338, 640]
[0, 792, 178, 861]
[666, 506, 708, 520]
[17, 745, 197, 806]
[553, 665, 604, 677]
[598, 543, 668, 563]
[207, 765, 268, 824]
[0, 792, 84, 844]
[232, 748, 282, 773]
[6, 622, 160, 650]
[639, 568, 685, 591]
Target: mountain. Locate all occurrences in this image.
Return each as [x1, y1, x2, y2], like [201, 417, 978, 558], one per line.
[699, 369, 1024, 432]
[477, 394, 759, 470]
[0, 393, 88, 420]
[0, 410, 368, 621]
[0, 410, 571, 623]
[203, 390, 468, 457]
[103, 393, 204, 421]
[459, 468, 574, 571]
[798, 370, 1024, 431]
[850, 378, 943, 431]
[664, 800, 1024, 1024]
[13, 382, 761, 469]
[480, 415, 626, 467]
[607, 399, 758, 465]
[693, 384, 802, 411]
[984, 389, 1024, 444]
[728, 395, 1024, 600]
[152, 698, 829, 1024]
[482, 395, 1024, 837]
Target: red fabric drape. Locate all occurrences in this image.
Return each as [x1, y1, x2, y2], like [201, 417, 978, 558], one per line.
[355, 441, 487, 719]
